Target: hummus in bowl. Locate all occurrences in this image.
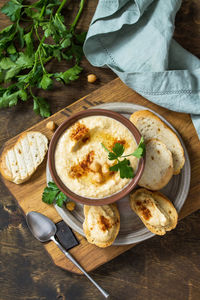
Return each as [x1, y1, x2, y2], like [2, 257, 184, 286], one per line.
[48, 109, 145, 205]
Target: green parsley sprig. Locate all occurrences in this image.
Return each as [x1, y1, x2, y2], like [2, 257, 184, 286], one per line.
[101, 137, 145, 179]
[0, 0, 86, 117]
[42, 181, 68, 207]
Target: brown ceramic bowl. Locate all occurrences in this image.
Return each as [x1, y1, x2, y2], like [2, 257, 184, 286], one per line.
[48, 109, 145, 205]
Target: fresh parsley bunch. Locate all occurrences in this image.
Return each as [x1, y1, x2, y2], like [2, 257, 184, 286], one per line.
[0, 0, 86, 117]
[102, 137, 146, 179]
[42, 181, 67, 207]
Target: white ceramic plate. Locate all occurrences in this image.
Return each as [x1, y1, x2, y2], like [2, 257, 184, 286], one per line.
[46, 102, 191, 245]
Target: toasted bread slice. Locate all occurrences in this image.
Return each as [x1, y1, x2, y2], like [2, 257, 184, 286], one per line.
[138, 139, 173, 190]
[0, 131, 48, 184]
[130, 110, 185, 174]
[83, 204, 120, 248]
[130, 188, 178, 235]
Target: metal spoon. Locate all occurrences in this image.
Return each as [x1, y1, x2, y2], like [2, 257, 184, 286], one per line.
[26, 211, 109, 299]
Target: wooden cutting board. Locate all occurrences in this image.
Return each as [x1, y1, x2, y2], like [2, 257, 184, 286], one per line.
[1, 78, 200, 274]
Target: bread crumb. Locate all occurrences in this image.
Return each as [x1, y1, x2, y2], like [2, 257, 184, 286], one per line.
[87, 74, 97, 83]
[46, 121, 56, 131]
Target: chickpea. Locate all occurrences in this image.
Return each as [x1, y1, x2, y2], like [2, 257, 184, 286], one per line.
[66, 201, 76, 211]
[93, 172, 103, 183]
[87, 74, 97, 83]
[46, 121, 56, 131]
[90, 161, 101, 172]
[102, 163, 110, 175]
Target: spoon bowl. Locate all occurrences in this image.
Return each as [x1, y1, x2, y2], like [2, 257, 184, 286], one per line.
[26, 211, 56, 242]
[26, 211, 109, 298]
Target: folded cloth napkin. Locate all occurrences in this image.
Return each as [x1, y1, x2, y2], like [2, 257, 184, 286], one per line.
[83, 0, 200, 139]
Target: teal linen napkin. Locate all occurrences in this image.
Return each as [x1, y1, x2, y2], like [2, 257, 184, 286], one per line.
[83, 0, 200, 138]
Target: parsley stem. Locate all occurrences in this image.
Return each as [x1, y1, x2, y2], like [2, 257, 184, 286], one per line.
[101, 143, 110, 153]
[38, 49, 47, 74]
[70, 0, 85, 32]
[34, 25, 41, 42]
[24, 83, 30, 89]
[56, 0, 68, 15]
[29, 87, 34, 98]
[34, 25, 47, 74]
[39, 0, 48, 19]
[121, 153, 134, 158]
[32, 36, 46, 73]
[43, 56, 53, 64]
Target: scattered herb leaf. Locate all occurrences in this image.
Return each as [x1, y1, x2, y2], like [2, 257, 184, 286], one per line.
[33, 95, 51, 118]
[55, 191, 67, 207]
[0, 0, 86, 117]
[42, 187, 58, 205]
[42, 181, 68, 207]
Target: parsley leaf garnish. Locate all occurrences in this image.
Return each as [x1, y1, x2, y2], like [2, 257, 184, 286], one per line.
[109, 158, 134, 179]
[110, 143, 124, 159]
[122, 137, 146, 159]
[102, 137, 145, 179]
[0, 0, 86, 117]
[42, 181, 67, 207]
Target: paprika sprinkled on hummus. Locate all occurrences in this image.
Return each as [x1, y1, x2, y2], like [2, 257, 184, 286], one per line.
[55, 116, 138, 198]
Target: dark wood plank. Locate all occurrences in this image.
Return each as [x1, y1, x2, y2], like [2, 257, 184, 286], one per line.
[0, 0, 200, 299]
[1, 76, 200, 275]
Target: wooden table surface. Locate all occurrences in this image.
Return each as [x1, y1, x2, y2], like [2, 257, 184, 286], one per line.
[0, 1, 200, 299]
